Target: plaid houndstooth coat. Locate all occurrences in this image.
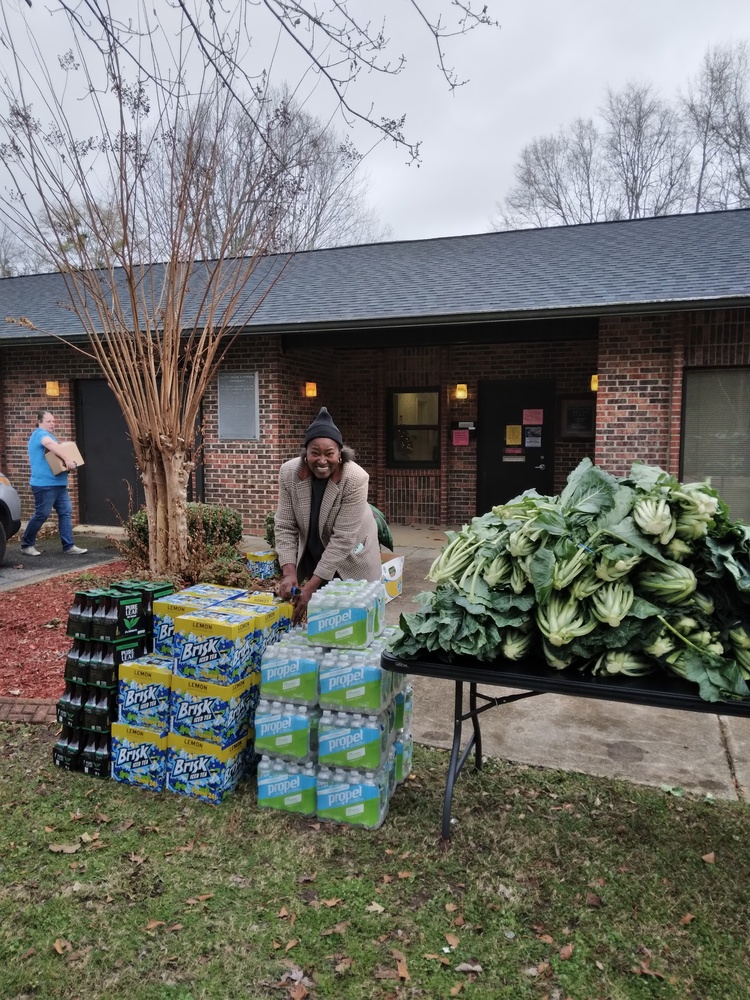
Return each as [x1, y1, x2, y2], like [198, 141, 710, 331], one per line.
[274, 457, 381, 582]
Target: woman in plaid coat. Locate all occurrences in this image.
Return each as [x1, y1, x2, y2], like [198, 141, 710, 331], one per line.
[275, 407, 381, 621]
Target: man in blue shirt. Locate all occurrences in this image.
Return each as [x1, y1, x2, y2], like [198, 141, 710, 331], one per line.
[20, 409, 88, 556]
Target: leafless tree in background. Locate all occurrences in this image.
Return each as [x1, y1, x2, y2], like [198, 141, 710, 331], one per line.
[0, 1, 492, 572]
[494, 42, 750, 230]
[24, 0, 498, 164]
[142, 86, 391, 261]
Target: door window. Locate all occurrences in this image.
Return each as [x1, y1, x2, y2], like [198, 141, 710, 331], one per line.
[387, 389, 440, 468]
[682, 368, 750, 523]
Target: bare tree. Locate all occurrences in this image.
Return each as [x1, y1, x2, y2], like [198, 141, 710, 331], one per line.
[602, 82, 691, 219]
[0, 8, 288, 574]
[500, 118, 615, 229]
[699, 42, 750, 206]
[493, 50, 750, 231]
[0, 2, 489, 574]
[22, 0, 498, 164]
[142, 86, 390, 260]
[0, 223, 26, 276]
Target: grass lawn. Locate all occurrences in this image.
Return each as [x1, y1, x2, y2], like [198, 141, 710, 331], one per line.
[1, 723, 748, 1000]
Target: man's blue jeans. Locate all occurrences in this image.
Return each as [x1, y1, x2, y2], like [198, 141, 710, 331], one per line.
[21, 485, 74, 551]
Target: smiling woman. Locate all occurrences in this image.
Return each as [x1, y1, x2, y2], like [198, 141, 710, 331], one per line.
[274, 407, 382, 623]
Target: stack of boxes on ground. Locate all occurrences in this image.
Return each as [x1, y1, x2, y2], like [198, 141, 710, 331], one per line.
[53, 580, 172, 777]
[110, 581, 290, 804]
[53, 555, 292, 804]
[256, 579, 413, 830]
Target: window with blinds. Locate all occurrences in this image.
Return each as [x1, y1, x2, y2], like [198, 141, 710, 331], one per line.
[682, 368, 750, 523]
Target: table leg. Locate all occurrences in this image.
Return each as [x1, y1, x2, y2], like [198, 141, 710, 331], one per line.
[469, 682, 482, 772]
[441, 681, 478, 842]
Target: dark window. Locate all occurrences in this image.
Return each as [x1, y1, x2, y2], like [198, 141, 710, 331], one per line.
[682, 367, 750, 523]
[387, 389, 440, 468]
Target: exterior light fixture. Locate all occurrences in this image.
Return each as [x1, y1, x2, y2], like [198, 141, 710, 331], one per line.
[590, 375, 599, 392]
[305, 381, 318, 398]
[455, 383, 468, 400]
[45, 381, 60, 397]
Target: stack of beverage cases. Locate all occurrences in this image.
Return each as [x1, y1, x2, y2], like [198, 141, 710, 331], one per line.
[52, 571, 413, 828]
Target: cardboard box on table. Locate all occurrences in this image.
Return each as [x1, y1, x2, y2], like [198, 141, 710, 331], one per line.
[45, 442, 85, 476]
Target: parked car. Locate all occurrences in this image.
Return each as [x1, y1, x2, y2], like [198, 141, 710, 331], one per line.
[0, 471, 22, 562]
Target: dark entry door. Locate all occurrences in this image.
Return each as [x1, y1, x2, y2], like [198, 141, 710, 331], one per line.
[75, 380, 144, 525]
[476, 379, 556, 514]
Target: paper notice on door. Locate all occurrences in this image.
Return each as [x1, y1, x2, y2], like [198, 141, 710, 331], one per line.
[523, 409, 543, 424]
[505, 424, 522, 445]
[525, 426, 542, 448]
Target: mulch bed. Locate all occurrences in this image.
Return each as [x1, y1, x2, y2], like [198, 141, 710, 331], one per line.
[0, 561, 129, 699]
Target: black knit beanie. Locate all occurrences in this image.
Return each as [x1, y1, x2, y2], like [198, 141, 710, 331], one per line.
[304, 407, 343, 447]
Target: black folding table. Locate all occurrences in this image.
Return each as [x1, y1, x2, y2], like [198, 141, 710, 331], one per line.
[381, 650, 750, 842]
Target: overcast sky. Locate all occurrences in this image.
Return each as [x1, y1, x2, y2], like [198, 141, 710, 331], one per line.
[4, 1, 750, 247]
[345, 0, 750, 241]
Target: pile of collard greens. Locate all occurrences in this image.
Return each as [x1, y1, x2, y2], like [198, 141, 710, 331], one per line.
[392, 459, 750, 702]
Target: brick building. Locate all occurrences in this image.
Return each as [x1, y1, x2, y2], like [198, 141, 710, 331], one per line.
[1, 209, 749, 532]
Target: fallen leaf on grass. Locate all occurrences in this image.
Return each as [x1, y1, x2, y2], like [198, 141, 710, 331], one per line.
[19, 949, 36, 962]
[144, 920, 166, 931]
[445, 933, 460, 948]
[450, 985, 463, 996]
[398, 871, 413, 879]
[536, 933, 555, 944]
[69, 810, 85, 822]
[702, 852, 716, 864]
[321, 921, 350, 937]
[285, 939, 298, 953]
[128, 853, 147, 865]
[455, 961, 483, 973]
[186, 893, 214, 904]
[631, 959, 665, 978]
[424, 953, 451, 966]
[53, 938, 72, 954]
[297, 873, 317, 884]
[679, 913, 696, 925]
[585, 892, 602, 907]
[321, 898, 343, 907]
[374, 967, 400, 980]
[49, 844, 80, 855]
[445, 903, 458, 912]
[559, 943, 574, 960]
[334, 956, 353, 973]
[167, 924, 183, 933]
[366, 901, 385, 913]
[289, 982, 308, 1000]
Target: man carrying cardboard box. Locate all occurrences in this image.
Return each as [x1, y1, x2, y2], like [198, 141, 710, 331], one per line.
[20, 409, 88, 556]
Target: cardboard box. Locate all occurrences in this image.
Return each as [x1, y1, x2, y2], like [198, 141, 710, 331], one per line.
[45, 441, 84, 476]
[381, 554, 404, 603]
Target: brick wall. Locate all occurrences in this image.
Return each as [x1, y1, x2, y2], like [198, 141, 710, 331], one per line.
[0, 341, 100, 522]
[3, 306, 749, 534]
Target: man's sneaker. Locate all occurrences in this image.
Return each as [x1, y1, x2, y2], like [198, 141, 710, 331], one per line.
[20, 545, 42, 556]
[65, 545, 88, 555]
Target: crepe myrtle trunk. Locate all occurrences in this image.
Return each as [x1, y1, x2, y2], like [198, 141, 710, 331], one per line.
[135, 436, 193, 577]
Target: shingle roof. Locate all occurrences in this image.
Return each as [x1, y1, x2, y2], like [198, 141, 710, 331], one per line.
[1, 209, 749, 343]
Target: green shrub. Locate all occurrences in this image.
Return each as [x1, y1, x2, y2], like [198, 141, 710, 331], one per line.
[124, 503, 243, 553]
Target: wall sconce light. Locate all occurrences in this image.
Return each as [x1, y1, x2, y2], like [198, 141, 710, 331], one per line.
[45, 381, 60, 397]
[305, 381, 318, 398]
[455, 383, 468, 400]
[590, 375, 599, 392]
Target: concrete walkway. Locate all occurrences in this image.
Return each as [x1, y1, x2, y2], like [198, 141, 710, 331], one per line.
[2, 522, 749, 802]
